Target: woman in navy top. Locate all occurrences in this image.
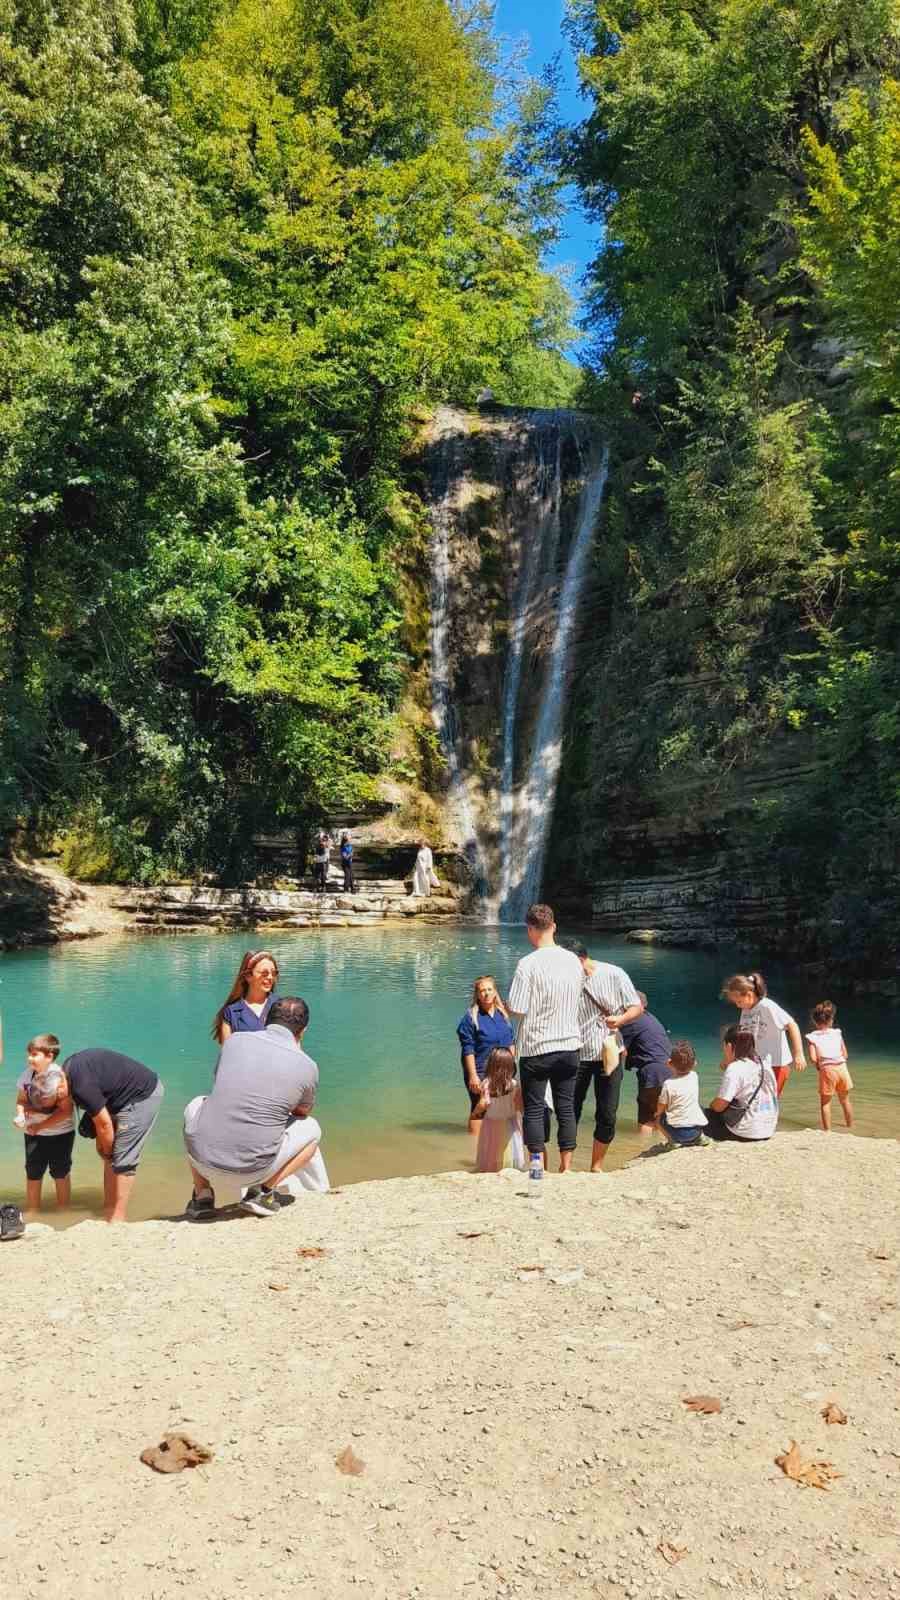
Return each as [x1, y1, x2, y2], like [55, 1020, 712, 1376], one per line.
[456, 975, 514, 1134]
[212, 950, 280, 1044]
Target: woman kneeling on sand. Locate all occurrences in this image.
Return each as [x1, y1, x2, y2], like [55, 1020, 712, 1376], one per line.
[705, 1027, 778, 1144]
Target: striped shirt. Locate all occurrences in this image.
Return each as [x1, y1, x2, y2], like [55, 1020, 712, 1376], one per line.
[578, 962, 640, 1062]
[508, 944, 583, 1057]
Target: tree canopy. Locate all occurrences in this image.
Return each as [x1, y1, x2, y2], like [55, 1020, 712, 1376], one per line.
[559, 0, 900, 958]
[0, 0, 571, 877]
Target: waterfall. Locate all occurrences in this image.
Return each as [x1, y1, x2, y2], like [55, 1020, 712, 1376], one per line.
[496, 424, 563, 916]
[425, 407, 606, 918]
[497, 445, 609, 922]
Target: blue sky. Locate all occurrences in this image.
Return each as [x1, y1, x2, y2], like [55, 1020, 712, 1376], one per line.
[493, 0, 596, 290]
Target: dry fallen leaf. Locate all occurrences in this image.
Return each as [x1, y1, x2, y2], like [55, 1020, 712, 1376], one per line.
[458, 1232, 487, 1239]
[775, 1440, 842, 1490]
[682, 1395, 722, 1415]
[728, 1318, 758, 1331]
[268, 1281, 289, 1292]
[335, 1445, 365, 1477]
[140, 1432, 214, 1475]
[821, 1402, 847, 1425]
[657, 1541, 688, 1566]
[516, 1264, 545, 1272]
[297, 1246, 327, 1259]
[871, 1246, 893, 1261]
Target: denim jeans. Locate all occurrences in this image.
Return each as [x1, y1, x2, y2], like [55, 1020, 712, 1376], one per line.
[574, 1061, 623, 1145]
[519, 1050, 579, 1153]
[660, 1113, 705, 1146]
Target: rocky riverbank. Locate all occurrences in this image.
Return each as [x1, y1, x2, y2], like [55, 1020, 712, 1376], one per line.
[0, 857, 467, 948]
[2, 1132, 898, 1600]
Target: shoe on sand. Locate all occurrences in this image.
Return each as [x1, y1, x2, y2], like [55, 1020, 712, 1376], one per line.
[0, 1204, 24, 1241]
[185, 1190, 215, 1220]
[240, 1185, 279, 1217]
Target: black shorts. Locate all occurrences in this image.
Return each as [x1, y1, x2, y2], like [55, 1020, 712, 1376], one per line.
[24, 1131, 75, 1181]
[637, 1086, 663, 1126]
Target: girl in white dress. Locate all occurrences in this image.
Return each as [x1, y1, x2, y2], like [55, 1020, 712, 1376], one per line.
[474, 1048, 525, 1172]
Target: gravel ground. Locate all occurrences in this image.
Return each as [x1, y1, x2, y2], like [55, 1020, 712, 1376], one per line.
[1, 1129, 898, 1600]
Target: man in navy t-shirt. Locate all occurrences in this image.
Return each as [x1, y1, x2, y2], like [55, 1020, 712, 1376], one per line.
[619, 992, 673, 1133]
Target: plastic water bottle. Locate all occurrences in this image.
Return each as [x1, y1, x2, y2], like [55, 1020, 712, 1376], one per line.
[528, 1151, 543, 1193]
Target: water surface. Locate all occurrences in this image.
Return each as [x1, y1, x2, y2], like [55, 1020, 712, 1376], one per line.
[1, 928, 897, 1223]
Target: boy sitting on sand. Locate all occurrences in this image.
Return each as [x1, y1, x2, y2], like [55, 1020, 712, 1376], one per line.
[13, 1033, 75, 1211]
[654, 1040, 709, 1148]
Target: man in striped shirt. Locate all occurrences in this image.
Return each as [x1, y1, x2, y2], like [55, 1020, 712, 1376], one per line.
[570, 941, 642, 1171]
[508, 904, 584, 1171]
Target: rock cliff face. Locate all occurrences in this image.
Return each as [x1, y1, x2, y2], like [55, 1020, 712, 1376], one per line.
[416, 404, 606, 917]
[0, 858, 133, 947]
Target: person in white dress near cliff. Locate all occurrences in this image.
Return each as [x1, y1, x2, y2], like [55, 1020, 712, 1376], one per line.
[412, 840, 440, 897]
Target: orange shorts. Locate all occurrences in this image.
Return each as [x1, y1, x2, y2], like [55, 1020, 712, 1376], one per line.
[817, 1062, 853, 1097]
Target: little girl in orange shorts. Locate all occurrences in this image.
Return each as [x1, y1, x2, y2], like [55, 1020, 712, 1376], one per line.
[805, 1001, 854, 1133]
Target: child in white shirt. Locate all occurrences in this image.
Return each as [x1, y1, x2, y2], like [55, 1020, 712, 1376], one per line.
[805, 1000, 853, 1132]
[655, 1041, 709, 1148]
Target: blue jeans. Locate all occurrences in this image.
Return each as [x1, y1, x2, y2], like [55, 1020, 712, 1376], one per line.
[660, 1113, 705, 1147]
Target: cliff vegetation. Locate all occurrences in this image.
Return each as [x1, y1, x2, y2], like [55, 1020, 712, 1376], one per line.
[0, 0, 571, 880]
[550, 0, 900, 969]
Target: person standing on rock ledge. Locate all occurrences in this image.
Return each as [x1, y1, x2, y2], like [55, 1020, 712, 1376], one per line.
[412, 839, 440, 897]
[313, 832, 332, 894]
[339, 832, 356, 894]
[508, 904, 584, 1173]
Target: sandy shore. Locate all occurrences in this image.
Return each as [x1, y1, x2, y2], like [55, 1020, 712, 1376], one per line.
[2, 1131, 898, 1600]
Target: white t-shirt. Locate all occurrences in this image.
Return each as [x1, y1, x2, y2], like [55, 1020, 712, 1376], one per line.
[805, 1027, 845, 1064]
[657, 1070, 707, 1128]
[739, 997, 795, 1070]
[508, 944, 583, 1057]
[16, 1069, 75, 1136]
[718, 1058, 779, 1140]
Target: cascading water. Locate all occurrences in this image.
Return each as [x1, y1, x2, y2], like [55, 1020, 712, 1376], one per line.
[425, 406, 606, 919]
[497, 444, 609, 922]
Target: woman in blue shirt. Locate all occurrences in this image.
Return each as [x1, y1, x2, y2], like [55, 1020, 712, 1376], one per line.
[212, 950, 280, 1044]
[456, 975, 514, 1134]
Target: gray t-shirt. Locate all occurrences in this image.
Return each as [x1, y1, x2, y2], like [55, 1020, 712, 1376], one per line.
[186, 1024, 318, 1174]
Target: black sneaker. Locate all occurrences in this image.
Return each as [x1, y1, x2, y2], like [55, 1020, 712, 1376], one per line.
[185, 1190, 216, 1220]
[273, 1189, 296, 1209]
[0, 1204, 25, 1241]
[240, 1185, 280, 1217]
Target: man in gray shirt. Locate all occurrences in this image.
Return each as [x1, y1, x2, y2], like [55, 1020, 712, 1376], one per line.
[183, 997, 328, 1217]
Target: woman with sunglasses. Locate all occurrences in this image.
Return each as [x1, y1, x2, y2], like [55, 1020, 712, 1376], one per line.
[212, 951, 280, 1045]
